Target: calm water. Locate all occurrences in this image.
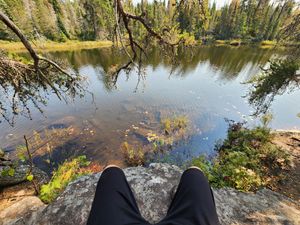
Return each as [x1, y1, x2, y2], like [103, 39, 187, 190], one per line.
[1, 46, 299, 169]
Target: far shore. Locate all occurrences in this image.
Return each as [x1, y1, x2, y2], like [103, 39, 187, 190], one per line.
[1, 39, 299, 53]
[0, 40, 113, 52]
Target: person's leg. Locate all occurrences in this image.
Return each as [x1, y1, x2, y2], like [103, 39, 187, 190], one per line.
[87, 166, 150, 225]
[158, 167, 219, 225]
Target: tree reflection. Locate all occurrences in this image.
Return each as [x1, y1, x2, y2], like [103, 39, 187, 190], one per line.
[0, 52, 85, 126]
[52, 45, 281, 91]
[247, 57, 300, 115]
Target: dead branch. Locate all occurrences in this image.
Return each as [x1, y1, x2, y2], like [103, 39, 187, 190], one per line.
[24, 135, 39, 195]
[0, 10, 84, 125]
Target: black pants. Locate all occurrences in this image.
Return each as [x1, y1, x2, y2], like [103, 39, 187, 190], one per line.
[87, 167, 220, 225]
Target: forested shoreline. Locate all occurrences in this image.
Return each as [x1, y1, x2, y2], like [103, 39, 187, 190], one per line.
[0, 0, 298, 45]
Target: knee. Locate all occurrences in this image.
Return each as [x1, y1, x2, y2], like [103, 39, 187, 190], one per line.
[104, 164, 121, 170]
[102, 166, 124, 177]
[182, 167, 209, 185]
[184, 166, 205, 176]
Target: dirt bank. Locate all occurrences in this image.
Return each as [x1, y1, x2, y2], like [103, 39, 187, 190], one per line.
[272, 130, 300, 201]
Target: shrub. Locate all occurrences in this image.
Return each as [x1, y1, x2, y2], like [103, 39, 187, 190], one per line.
[39, 156, 95, 203]
[192, 120, 290, 192]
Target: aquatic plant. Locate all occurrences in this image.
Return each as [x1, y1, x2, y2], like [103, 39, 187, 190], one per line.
[146, 132, 174, 150]
[161, 116, 188, 135]
[121, 142, 145, 167]
[192, 120, 290, 192]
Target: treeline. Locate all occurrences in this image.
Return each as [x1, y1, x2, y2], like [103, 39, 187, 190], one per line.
[0, 0, 298, 43]
[0, 0, 114, 41]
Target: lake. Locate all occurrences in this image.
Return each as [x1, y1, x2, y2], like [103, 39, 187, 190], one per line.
[1, 45, 299, 170]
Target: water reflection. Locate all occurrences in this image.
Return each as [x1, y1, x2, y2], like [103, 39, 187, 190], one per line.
[51, 46, 282, 82]
[1, 46, 298, 169]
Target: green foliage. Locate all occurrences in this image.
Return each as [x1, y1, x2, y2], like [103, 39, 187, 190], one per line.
[7, 52, 32, 64]
[39, 156, 91, 203]
[214, 0, 295, 42]
[0, 0, 115, 41]
[1, 167, 15, 176]
[1, 0, 296, 43]
[26, 174, 34, 181]
[192, 120, 290, 192]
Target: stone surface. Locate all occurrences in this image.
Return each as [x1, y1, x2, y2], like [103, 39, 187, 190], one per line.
[0, 196, 45, 225]
[6, 163, 300, 225]
[0, 165, 49, 187]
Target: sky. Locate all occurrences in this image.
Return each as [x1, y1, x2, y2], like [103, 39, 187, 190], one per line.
[209, 0, 230, 8]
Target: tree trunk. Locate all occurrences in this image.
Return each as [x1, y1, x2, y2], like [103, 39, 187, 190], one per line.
[0, 10, 39, 68]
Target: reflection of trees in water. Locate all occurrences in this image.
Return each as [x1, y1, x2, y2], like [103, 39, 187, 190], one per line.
[0, 12, 86, 126]
[247, 57, 300, 115]
[0, 52, 85, 126]
[52, 45, 284, 88]
[49, 46, 293, 115]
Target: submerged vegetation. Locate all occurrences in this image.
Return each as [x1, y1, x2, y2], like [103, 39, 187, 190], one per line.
[161, 116, 188, 135]
[192, 118, 291, 192]
[122, 115, 189, 167]
[121, 141, 145, 167]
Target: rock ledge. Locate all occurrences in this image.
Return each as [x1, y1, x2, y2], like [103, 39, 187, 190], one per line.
[5, 163, 300, 225]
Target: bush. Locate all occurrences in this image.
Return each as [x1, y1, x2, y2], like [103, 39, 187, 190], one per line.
[192, 120, 290, 192]
[39, 156, 94, 203]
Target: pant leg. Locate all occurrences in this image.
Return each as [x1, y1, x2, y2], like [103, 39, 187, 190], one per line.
[158, 168, 220, 225]
[87, 167, 150, 225]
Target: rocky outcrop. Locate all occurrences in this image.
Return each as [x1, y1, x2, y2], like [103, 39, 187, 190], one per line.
[0, 165, 48, 187]
[4, 163, 300, 225]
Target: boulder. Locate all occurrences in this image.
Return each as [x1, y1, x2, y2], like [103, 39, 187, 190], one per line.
[6, 163, 300, 225]
[0, 165, 49, 187]
[0, 197, 45, 225]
